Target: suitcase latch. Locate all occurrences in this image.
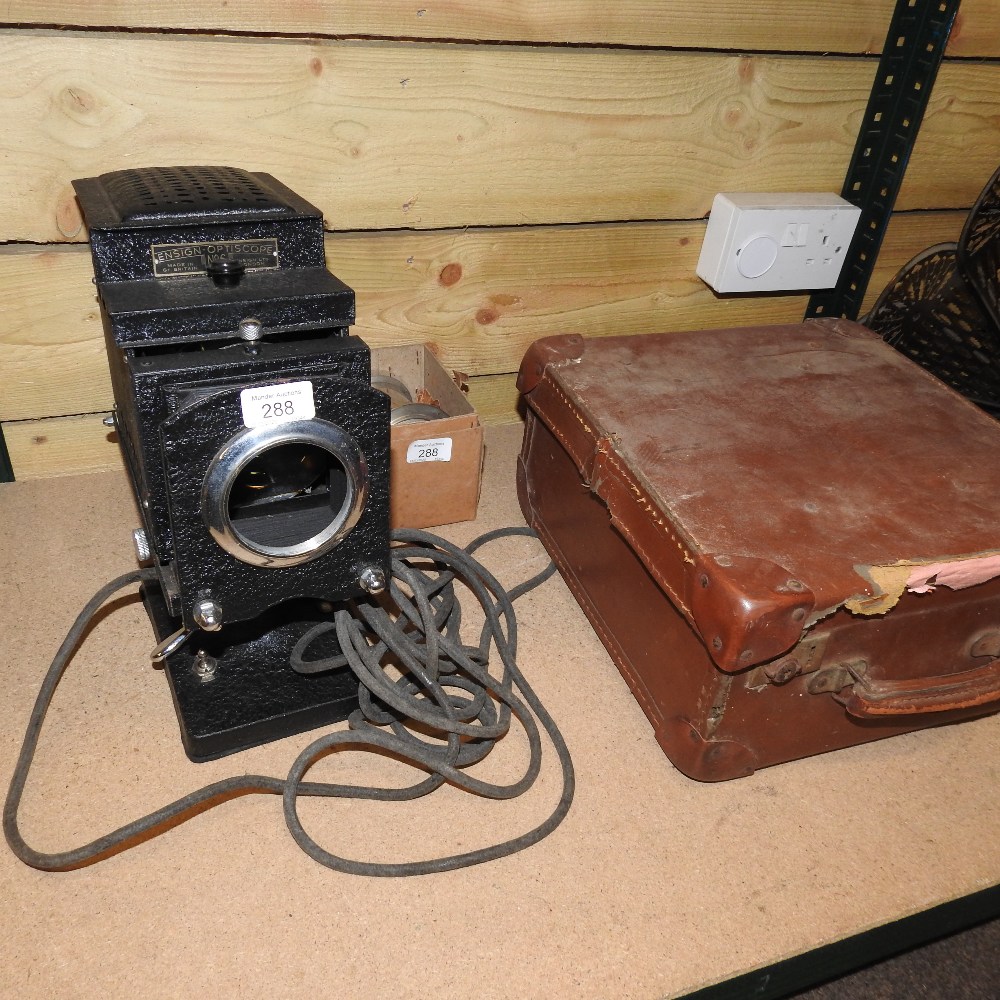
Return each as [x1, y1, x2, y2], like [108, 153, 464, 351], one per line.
[744, 632, 831, 689]
[808, 659, 868, 695]
[746, 640, 867, 695]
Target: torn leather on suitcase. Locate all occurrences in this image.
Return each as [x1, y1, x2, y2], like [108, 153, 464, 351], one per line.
[517, 320, 1000, 780]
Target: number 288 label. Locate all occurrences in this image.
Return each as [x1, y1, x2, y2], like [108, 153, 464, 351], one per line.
[240, 381, 316, 428]
[406, 437, 453, 464]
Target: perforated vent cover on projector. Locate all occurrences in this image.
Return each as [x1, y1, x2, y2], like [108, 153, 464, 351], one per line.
[99, 165, 295, 224]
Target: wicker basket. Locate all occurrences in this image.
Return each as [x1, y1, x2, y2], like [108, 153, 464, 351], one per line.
[865, 165, 1000, 415]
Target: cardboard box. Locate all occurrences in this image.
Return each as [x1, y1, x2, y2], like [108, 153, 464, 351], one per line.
[371, 344, 483, 529]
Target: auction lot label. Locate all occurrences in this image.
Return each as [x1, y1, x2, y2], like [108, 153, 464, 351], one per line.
[406, 437, 453, 464]
[240, 381, 316, 428]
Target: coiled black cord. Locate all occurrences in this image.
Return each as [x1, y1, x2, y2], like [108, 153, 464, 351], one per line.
[4, 527, 574, 875]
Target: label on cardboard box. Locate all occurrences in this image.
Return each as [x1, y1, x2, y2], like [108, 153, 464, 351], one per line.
[406, 437, 453, 464]
[240, 381, 316, 427]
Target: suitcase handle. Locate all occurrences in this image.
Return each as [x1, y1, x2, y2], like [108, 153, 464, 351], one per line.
[842, 659, 1000, 718]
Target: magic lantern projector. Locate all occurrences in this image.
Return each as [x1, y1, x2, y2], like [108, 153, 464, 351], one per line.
[73, 166, 390, 761]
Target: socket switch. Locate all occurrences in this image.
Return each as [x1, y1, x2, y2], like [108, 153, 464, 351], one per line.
[696, 193, 861, 293]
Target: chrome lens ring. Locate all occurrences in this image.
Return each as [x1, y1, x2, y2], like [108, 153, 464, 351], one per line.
[201, 419, 368, 568]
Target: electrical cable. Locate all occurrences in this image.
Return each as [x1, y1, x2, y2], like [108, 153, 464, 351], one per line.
[4, 527, 574, 875]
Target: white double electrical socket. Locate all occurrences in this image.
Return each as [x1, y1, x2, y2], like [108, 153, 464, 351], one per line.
[696, 193, 861, 294]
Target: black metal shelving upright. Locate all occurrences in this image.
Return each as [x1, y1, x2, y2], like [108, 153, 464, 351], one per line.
[805, 0, 962, 322]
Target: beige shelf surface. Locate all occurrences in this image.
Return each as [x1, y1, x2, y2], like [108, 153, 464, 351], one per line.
[1, 424, 998, 999]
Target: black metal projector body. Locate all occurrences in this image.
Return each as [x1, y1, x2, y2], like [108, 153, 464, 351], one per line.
[73, 166, 390, 760]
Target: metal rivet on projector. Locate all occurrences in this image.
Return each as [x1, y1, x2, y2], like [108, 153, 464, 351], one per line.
[193, 598, 224, 631]
[360, 567, 387, 595]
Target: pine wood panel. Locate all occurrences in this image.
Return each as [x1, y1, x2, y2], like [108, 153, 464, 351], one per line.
[3, 32, 998, 243]
[0, 212, 966, 424]
[2, 2, 996, 57]
[465, 373, 523, 426]
[0, 31, 1000, 242]
[899, 63, 1000, 210]
[1, 377, 520, 480]
[3, 412, 124, 480]
[0, 247, 108, 421]
[3, 34, 864, 239]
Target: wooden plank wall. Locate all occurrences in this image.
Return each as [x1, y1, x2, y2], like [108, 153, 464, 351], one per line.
[1, 2, 998, 478]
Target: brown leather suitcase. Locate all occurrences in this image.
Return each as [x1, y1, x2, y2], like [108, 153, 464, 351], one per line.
[516, 320, 1000, 780]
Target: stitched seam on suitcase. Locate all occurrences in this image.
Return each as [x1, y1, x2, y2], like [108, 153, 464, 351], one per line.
[533, 377, 595, 474]
[597, 448, 696, 621]
[532, 519, 665, 731]
[532, 373, 697, 622]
